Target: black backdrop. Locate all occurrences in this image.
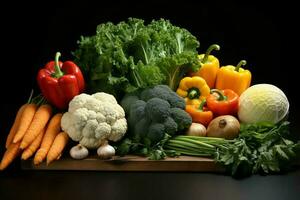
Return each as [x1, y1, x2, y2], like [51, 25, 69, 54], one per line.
[0, 0, 295, 170]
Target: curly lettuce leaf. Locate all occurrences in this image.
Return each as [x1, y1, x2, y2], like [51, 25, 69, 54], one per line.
[73, 18, 200, 99]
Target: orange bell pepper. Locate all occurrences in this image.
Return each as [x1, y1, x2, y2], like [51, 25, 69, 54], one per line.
[207, 89, 239, 116]
[185, 100, 213, 126]
[216, 60, 251, 95]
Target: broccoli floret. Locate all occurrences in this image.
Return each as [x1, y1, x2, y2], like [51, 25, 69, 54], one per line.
[144, 98, 171, 122]
[125, 86, 189, 147]
[147, 123, 165, 144]
[140, 87, 152, 101]
[140, 85, 170, 102]
[140, 85, 186, 110]
[128, 100, 146, 127]
[133, 118, 151, 141]
[167, 92, 186, 109]
[154, 84, 172, 92]
[170, 107, 192, 131]
[120, 94, 139, 114]
[163, 117, 178, 135]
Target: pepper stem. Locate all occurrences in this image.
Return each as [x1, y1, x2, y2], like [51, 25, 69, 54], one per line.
[210, 89, 227, 101]
[198, 99, 207, 111]
[188, 88, 200, 99]
[235, 60, 247, 72]
[52, 52, 64, 78]
[202, 44, 220, 63]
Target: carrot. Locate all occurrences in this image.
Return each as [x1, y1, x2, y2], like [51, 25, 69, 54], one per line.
[46, 132, 69, 165]
[21, 128, 45, 160]
[5, 104, 26, 148]
[33, 113, 62, 165]
[20, 104, 52, 149]
[12, 104, 38, 144]
[0, 142, 21, 170]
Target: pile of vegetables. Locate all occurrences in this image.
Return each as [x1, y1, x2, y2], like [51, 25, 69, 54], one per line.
[1, 18, 299, 178]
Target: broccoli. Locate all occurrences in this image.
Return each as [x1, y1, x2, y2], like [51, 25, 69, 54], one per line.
[133, 118, 151, 141]
[144, 98, 171, 122]
[147, 123, 165, 144]
[120, 94, 140, 113]
[167, 92, 185, 109]
[140, 85, 185, 109]
[128, 100, 146, 127]
[120, 84, 191, 148]
[140, 86, 170, 102]
[170, 107, 192, 130]
[163, 117, 178, 135]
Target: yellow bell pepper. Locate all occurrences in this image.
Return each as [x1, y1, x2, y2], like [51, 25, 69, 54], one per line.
[190, 44, 220, 88]
[176, 76, 210, 105]
[215, 60, 251, 96]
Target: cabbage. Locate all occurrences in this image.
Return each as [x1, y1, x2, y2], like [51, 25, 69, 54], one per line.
[238, 84, 289, 124]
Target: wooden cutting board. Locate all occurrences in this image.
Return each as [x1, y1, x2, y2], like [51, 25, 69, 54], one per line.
[21, 155, 225, 172]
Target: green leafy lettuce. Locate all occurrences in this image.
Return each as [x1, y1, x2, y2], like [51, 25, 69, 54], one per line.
[73, 18, 200, 98]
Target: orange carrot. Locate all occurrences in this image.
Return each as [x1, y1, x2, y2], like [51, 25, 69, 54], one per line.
[5, 104, 26, 148]
[33, 113, 62, 165]
[0, 142, 21, 170]
[21, 127, 45, 160]
[20, 104, 52, 149]
[12, 104, 38, 144]
[46, 132, 69, 165]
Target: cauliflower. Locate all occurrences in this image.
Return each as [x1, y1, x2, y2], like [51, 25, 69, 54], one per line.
[61, 92, 127, 149]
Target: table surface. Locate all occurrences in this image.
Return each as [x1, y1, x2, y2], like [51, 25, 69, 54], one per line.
[1, 167, 300, 200]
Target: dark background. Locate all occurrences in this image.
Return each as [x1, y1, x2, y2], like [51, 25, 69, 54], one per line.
[1, 0, 299, 199]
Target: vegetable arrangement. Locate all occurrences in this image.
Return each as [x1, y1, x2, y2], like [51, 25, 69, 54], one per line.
[1, 18, 299, 178]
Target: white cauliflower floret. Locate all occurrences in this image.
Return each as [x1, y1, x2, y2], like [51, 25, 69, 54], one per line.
[95, 122, 111, 140]
[84, 97, 102, 112]
[92, 92, 118, 104]
[109, 118, 127, 141]
[72, 108, 89, 128]
[68, 93, 91, 113]
[82, 119, 98, 138]
[87, 110, 97, 120]
[102, 103, 119, 124]
[61, 112, 82, 141]
[96, 113, 106, 123]
[80, 137, 102, 149]
[116, 104, 125, 118]
[61, 92, 128, 149]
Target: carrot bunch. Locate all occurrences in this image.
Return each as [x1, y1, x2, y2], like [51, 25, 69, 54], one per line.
[0, 103, 69, 170]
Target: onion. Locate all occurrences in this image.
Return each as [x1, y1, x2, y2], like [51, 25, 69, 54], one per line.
[206, 115, 240, 139]
[186, 123, 207, 136]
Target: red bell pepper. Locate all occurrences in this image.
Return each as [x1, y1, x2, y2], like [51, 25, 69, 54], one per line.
[206, 89, 239, 116]
[37, 52, 85, 110]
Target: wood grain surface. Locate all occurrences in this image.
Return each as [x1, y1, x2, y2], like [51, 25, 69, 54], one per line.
[21, 155, 225, 172]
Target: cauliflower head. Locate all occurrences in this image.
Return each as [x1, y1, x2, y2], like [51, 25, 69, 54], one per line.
[61, 92, 127, 149]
